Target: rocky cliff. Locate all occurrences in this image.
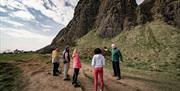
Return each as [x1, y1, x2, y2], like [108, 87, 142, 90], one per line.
[137, 0, 180, 27]
[38, 0, 180, 53]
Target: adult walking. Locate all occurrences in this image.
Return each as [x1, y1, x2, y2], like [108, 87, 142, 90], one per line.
[63, 47, 71, 80]
[111, 44, 123, 80]
[51, 48, 60, 76]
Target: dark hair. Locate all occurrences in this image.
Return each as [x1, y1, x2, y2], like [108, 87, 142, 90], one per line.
[65, 46, 70, 52]
[94, 48, 102, 54]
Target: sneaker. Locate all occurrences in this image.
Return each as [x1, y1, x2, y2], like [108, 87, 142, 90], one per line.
[57, 71, 61, 74]
[117, 77, 121, 80]
[72, 82, 75, 85]
[74, 84, 80, 87]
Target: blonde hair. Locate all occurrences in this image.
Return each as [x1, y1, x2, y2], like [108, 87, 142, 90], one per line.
[72, 48, 78, 57]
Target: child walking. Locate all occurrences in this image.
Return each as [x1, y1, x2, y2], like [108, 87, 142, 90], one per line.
[72, 49, 81, 87]
[91, 48, 105, 91]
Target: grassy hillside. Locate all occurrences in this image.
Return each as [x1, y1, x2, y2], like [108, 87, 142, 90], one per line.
[0, 53, 51, 91]
[77, 21, 180, 73]
[76, 21, 180, 90]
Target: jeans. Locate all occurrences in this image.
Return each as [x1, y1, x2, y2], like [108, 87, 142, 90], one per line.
[72, 68, 79, 84]
[94, 67, 104, 91]
[112, 61, 121, 78]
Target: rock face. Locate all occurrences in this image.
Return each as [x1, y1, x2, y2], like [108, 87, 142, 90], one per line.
[137, 0, 180, 27]
[96, 0, 137, 38]
[38, 0, 180, 53]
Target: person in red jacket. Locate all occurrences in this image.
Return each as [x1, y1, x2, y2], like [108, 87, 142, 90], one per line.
[72, 48, 81, 87]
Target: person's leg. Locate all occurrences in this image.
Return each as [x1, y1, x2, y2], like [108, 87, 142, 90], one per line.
[72, 68, 76, 84]
[53, 63, 56, 76]
[94, 68, 98, 91]
[112, 61, 117, 76]
[67, 62, 70, 77]
[56, 62, 60, 73]
[74, 68, 79, 84]
[99, 67, 104, 91]
[64, 63, 68, 79]
[115, 61, 121, 79]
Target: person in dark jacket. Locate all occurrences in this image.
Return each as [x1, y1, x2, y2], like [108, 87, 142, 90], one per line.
[111, 44, 123, 80]
[63, 47, 71, 80]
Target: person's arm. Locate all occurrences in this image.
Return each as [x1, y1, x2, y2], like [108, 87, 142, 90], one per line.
[65, 53, 69, 62]
[118, 50, 123, 62]
[91, 56, 95, 67]
[72, 52, 75, 58]
[102, 56, 105, 66]
[51, 51, 53, 58]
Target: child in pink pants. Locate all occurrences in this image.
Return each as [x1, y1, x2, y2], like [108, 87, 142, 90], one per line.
[91, 48, 105, 91]
[72, 49, 81, 87]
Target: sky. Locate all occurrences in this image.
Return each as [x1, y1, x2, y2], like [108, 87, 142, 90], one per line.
[0, 0, 144, 53]
[0, 0, 78, 53]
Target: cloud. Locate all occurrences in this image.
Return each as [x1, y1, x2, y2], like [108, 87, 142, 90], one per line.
[7, 0, 26, 10]
[42, 28, 51, 32]
[9, 10, 35, 21]
[1, 17, 24, 27]
[136, 0, 144, 5]
[0, 7, 7, 12]
[0, 0, 79, 52]
[0, 27, 52, 39]
[0, 27, 55, 52]
[21, 0, 76, 25]
[0, 31, 54, 53]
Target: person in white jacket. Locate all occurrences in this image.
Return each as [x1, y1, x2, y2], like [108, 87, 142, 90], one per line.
[91, 48, 105, 91]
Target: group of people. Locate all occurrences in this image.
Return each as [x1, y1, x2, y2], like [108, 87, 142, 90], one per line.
[51, 44, 123, 91]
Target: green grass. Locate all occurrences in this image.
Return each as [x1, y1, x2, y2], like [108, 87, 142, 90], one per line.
[0, 53, 51, 63]
[0, 62, 24, 91]
[77, 21, 180, 73]
[76, 21, 180, 91]
[0, 53, 51, 91]
[0, 21, 179, 91]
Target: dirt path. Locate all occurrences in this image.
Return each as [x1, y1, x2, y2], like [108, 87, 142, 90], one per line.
[14, 60, 156, 91]
[81, 63, 156, 91]
[15, 60, 82, 91]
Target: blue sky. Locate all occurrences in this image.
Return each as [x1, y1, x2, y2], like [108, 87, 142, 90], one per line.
[0, 0, 144, 53]
[0, 0, 78, 53]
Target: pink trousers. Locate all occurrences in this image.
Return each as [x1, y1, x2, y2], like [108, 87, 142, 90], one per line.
[93, 67, 104, 91]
